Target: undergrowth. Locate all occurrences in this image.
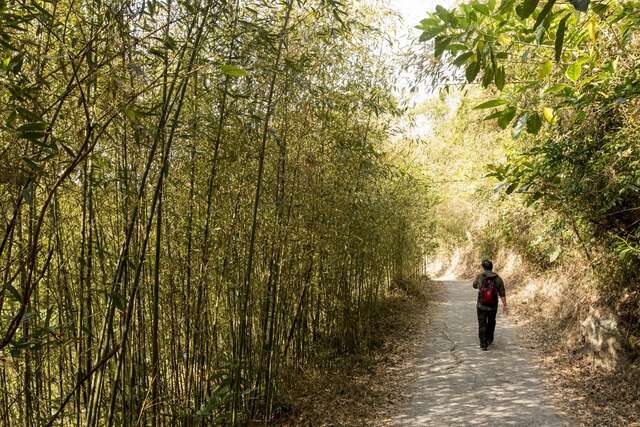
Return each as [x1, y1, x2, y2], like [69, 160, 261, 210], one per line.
[273, 277, 433, 426]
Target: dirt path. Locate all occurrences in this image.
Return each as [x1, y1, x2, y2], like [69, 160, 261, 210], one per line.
[390, 280, 569, 426]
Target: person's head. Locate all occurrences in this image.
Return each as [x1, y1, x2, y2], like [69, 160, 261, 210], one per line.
[481, 259, 493, 271]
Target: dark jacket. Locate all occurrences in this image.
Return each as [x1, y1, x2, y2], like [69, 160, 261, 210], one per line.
[473, 270, 506, 311]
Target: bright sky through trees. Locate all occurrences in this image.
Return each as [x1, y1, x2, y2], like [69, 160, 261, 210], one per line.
[390, 0, 455, 29]
[387, 0, 458, 137]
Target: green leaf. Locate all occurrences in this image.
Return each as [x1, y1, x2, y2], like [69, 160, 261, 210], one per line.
[499, 0, 516, 13]
[592, 2, 608, 15]
[435, 5, 454, 23]
[483, 110, 505, 121]
[498, 107, 517, 129]
[17, 122, 47, 141]
[544, 83, 569, 94]
[474, 99, 510, 109]
[446, 43, 469, 52]
[465, 61, 480, 83]
[565, 61, 582, 82]
[538, 60, 553, 79]
[8, 53, 24, 74]
[565, 56, 589, 82]
[453, 51, 474, 67]
[6, 110, 17, 128]
[472, 1, 491, 15]
[526, 112, 543, 134]
[163, 36, 177, 50]
[516, 0, 540, 19]
[21, 182, 33, 205]
[148, 47, 166, 58]
[495, 66, 506, 90]
[219, 64, 247, 77]
[434, 37, 452, 58]
[482, 67, 495, 88]
[554, 15, 568, 63]
[125, 109, 137, 121]
[415, 18, 437, 30]
[533, 0, 556, 30]
[419, 26, 444, 42]
[111, 292, 125, 311]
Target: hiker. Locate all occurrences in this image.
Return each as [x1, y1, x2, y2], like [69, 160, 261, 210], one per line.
[473, 259, 508, 351]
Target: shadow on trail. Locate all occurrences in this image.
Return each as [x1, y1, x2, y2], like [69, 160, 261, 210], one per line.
[391, 280, 568, 426]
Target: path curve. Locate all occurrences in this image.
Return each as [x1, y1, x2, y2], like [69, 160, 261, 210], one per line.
[391, 280, 568, 426]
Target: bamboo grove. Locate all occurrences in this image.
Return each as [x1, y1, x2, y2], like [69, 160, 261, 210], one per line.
[0, 0, 434, 425]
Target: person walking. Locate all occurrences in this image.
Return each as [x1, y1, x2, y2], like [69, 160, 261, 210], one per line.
[473, 259, 508, 350]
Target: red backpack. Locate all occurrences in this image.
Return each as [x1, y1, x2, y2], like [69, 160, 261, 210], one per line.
[479, 276, 498, 306]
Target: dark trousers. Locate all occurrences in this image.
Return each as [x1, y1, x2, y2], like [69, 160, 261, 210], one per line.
[477, 308, 497, 346]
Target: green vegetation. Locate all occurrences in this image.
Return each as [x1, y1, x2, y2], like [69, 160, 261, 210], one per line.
[3, 0, 640, 423]
[0, 1, 434, 425]
[416, 0, 640, 353]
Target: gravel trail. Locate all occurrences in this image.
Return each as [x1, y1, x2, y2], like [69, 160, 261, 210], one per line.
[390, 280, 569, 426]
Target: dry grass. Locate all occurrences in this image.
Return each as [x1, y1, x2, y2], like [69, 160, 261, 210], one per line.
[273, 278, 443, 426]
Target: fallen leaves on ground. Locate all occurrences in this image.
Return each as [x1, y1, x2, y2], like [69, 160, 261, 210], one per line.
[514, 303, 640, 427]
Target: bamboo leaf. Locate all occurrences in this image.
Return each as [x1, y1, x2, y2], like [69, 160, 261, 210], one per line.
[544, 83, 570, 94]
[495, 66, 506, 90]
[588, 17, 597, 43]
[219, 64, 247, 77]
[4, 284, 22, 303]
[482, 67, 495, 88]
[474, 99, 510, 109]
[453, 51, 474, 67]
[446, 43, 469, 52]
[533, 0, 556, 30]
[17, 122, 47, 141]
[498, 107, 517, 129]
[483, 110, 505, 121]
[434, 37, 452, 58]
[554, 15, 568, 63]
[465, 61, 480, 83]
